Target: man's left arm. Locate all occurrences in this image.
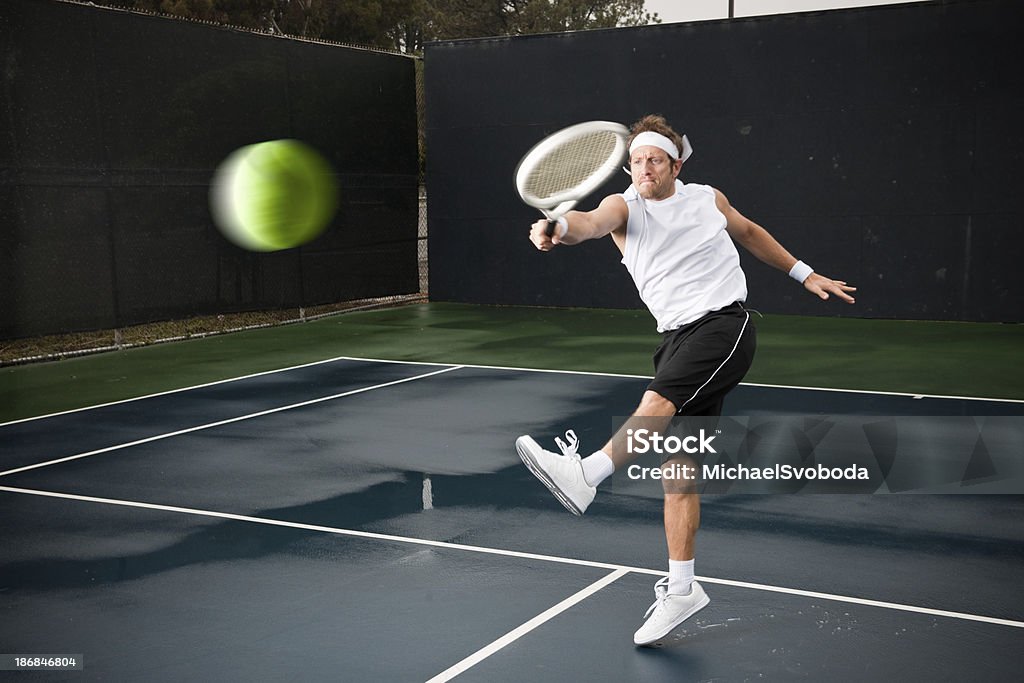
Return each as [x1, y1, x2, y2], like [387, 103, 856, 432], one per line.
[715, 189, 856, 304]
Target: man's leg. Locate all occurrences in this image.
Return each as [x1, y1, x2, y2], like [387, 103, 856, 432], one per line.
[663, 470, 699, 561]
[632, 397, 735, 646]
[661, 398, 721, 569]
[658, 396, 723, 591]
[631, 446, 711, 646]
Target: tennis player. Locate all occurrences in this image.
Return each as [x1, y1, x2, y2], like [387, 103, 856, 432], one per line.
[516, 114, 855, 646]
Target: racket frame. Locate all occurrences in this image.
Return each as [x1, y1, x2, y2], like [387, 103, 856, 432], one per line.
[514, 121, 630, 228]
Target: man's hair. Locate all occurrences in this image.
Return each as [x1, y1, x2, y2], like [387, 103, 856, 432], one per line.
[628, 114, 684, 159]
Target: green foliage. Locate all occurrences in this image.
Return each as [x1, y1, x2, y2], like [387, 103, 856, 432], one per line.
[88, 0, 659, 53]
[395, 1, 659, 52]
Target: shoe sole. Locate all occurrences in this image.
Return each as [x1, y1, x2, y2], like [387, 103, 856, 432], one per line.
[516, 436, 583, 516]
[633, 592, 710, 647]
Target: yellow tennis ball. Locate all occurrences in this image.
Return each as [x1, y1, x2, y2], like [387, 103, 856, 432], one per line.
[210, 139, 337, 251]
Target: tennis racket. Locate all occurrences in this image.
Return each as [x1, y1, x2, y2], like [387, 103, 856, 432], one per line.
[515, 121, 630, 236]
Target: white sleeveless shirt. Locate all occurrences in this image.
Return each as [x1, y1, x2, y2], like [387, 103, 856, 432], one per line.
[620, 181, 747, 332]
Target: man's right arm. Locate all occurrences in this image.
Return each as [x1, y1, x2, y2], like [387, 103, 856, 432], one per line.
[529, 194, 628, 252]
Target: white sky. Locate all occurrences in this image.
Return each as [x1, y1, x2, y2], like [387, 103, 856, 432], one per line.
[644, 0, 929, 23]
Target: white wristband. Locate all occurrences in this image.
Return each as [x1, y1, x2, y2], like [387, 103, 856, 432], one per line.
[789, 260, 814, 283]
[555, 216, 569, 238]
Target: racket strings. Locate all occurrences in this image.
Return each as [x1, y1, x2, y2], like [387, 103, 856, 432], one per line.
[523, 131, 621, 200]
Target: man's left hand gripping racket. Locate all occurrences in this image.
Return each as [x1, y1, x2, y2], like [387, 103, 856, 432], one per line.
[515, 121, 630, 237]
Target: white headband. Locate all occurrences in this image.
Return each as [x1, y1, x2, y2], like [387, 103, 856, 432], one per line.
[629, 131, 694, 164]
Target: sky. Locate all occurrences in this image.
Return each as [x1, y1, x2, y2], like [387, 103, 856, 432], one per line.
[644, 0, 928, 23]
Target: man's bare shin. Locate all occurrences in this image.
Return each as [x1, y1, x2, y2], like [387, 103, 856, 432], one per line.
[664, 492, 700, 561]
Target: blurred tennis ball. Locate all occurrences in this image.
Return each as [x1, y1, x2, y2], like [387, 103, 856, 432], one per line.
[210, 139, 337, 252]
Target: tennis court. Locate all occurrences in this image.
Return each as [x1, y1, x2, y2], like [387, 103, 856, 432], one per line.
[4, 0, 1024, 679]
[2, 303, 1023, 680]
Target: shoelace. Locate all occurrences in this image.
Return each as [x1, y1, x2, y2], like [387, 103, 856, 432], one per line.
[643, 577, 671, 619]
[553, 429, 580, 459]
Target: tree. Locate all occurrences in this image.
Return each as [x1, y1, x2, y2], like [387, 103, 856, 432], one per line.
[87, 0, 658, 53]
[396, 1, 658, 53]
[504, 0, 657, 35]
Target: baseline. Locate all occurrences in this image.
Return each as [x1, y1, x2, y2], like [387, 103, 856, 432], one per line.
[5, 355, 1020, 430]
[0, 354, 392, 428]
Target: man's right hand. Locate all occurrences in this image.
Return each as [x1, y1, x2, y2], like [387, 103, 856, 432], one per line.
[530, 218, 559, 251]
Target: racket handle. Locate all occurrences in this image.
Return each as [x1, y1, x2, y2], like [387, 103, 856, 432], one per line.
[544, 219, 558, 238]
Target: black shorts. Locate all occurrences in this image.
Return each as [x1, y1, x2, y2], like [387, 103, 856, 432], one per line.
[647, 302, 756, 417]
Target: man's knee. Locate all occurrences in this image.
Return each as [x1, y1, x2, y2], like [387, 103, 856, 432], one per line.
[639, 390, 677, 416]
[661, 454, 699, 495]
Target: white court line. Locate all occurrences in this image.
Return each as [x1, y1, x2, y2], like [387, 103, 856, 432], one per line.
[425, 569, 629, 683]
[0, 366, 463, 478]
[738, 381, 1024, 404]
[4, 354, 1021, 429]
[0, 356, 645, 428]
[1, 485, 1021, 630]
[313, 356, 1024, 403]
[0, 485, 651, 573]
[0, 354, 448, 428]
[697, 575, 1024, 629]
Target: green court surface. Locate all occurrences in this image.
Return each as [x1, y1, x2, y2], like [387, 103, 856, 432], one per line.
[1, 303, 1021, 423]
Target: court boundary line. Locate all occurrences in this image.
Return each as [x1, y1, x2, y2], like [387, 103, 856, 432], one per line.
[425, 568, 630, 682]
[1, 484, 1021, 630]
[344, 357, 1024, 404]
[0, 355, 442, 428]
[0, 366, 463, 479]
[3, 355, 1021, 429]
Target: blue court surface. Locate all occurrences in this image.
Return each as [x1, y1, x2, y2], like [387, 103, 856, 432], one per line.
[2, 358, 1022, 680]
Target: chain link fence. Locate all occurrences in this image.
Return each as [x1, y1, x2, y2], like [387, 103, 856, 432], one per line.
[1, 7, 429, 366]
[416, 57, 429, 297]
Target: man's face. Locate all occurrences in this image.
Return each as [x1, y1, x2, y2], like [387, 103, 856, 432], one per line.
[629, 145, 682, 200]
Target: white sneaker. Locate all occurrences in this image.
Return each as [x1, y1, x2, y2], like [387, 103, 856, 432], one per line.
[633, 578, 709, 646]
[516, 430, 596, 516]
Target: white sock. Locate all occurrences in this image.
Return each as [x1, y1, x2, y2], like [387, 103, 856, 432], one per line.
[581, 450, 614, 487]
[668, 559, 694, 595]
